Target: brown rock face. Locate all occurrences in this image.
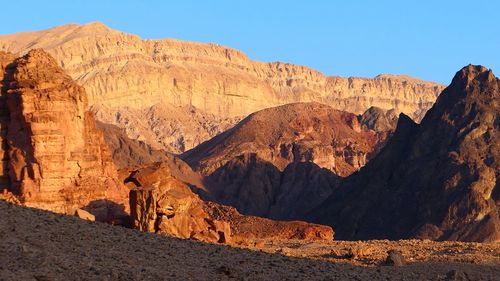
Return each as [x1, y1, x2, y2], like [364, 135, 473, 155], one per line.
[0, 22, 444, 153]
[183, 102, 381, 176]
[127, 163, 231, 243]
[92, 103, 240, 154]
[127, 162, 333, 243]
[181, 103, 388, 220]
[204, 154, 340, 220]
[313, 65, 500, 242]
[0, 49, 127, 220]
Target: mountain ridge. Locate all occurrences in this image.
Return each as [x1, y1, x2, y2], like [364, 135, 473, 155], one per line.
[311, 64, 500, 242]
[0, 22, 444, 153]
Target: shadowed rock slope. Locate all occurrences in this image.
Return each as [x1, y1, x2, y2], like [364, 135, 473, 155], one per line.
[181, 103, 392, 220]
[95, 120, 170, 169]
[0, 22, 443, 153]
[313, 65, 500, 242]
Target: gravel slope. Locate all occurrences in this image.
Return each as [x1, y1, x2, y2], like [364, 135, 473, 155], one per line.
[0, 200, 498, 281]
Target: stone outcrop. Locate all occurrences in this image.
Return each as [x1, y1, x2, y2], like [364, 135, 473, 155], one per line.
[127, 163, 232, 243]
[0, 49, 128, 220]
[0, 22, 444, 153]
[127, 162, 334, 243]
[312, 65, 500, 242]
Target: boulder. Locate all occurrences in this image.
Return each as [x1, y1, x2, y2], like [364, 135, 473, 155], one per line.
[74, 209, 95, 221]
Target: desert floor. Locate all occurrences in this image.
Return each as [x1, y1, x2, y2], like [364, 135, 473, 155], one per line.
[1, 200, 498, 281]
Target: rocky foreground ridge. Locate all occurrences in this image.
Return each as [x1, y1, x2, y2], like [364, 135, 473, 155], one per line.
[1, 200, 499, 281]
[0, 22, 444, 153]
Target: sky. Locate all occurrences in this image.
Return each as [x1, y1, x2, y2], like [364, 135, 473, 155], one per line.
[1, 0, 499, 84]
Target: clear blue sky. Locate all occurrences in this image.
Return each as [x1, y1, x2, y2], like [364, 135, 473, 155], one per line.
[2, 0, 499, 84]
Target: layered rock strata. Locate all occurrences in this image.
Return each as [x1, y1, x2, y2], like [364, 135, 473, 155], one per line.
[0, 22, 444, 153]
[0, 49, 127, 220]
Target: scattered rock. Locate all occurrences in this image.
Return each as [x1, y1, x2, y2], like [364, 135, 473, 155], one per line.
[445, 270, 469, 281]
[74, 209, 96, 221]
[385, 250, 405, 266]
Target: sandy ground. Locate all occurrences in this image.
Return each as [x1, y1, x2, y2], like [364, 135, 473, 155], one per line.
[0, 200, 499, 281]
[241, 239, 500, 267]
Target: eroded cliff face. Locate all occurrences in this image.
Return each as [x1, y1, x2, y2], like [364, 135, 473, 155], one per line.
[0, 49, 127, 220]
[0, 49, 334, 243]
[0, 22, 444, 153]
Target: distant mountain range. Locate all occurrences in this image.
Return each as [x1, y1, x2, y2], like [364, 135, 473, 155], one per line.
[0, 22, 443, 153]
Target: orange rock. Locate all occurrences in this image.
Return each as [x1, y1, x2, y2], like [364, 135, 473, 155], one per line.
[128, 162, 333, 243]
[0, 49, 128, 220]
[0, 22, 444, 153]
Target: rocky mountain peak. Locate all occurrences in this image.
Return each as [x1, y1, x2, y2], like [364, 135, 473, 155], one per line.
[312, 65, 499, 242]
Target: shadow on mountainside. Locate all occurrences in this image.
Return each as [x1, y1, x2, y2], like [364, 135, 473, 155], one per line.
[202, 153, 340, 221]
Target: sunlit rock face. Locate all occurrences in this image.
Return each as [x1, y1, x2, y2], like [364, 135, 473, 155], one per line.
[127, 162, 334, 243]
[180, 102, 390, 220]
[0, 22, 443, 153]
[0, 49, 127, 219]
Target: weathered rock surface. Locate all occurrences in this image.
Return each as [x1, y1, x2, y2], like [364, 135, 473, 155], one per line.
[0, 49, 128, 220]
[313, 65, 500, 242]
[74, 208, 95, 221]
[180, 103, 389, 219]
[0, 22, 444, 153]
[127, 162, 334, 243]
[360, 106, 398, 132]
[93, 103, 240, 154]
[205, 154, 340, 220]
[182, 102, 382, 176]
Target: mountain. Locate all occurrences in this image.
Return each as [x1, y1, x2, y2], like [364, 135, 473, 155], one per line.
[360, 106, 398, 132]
[181, 102, 392, 219]
[0, 22, 444, 153]
[0, 49, 127, 220]
[182, 102, 384, 176]
[312, 65, 500, 242]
